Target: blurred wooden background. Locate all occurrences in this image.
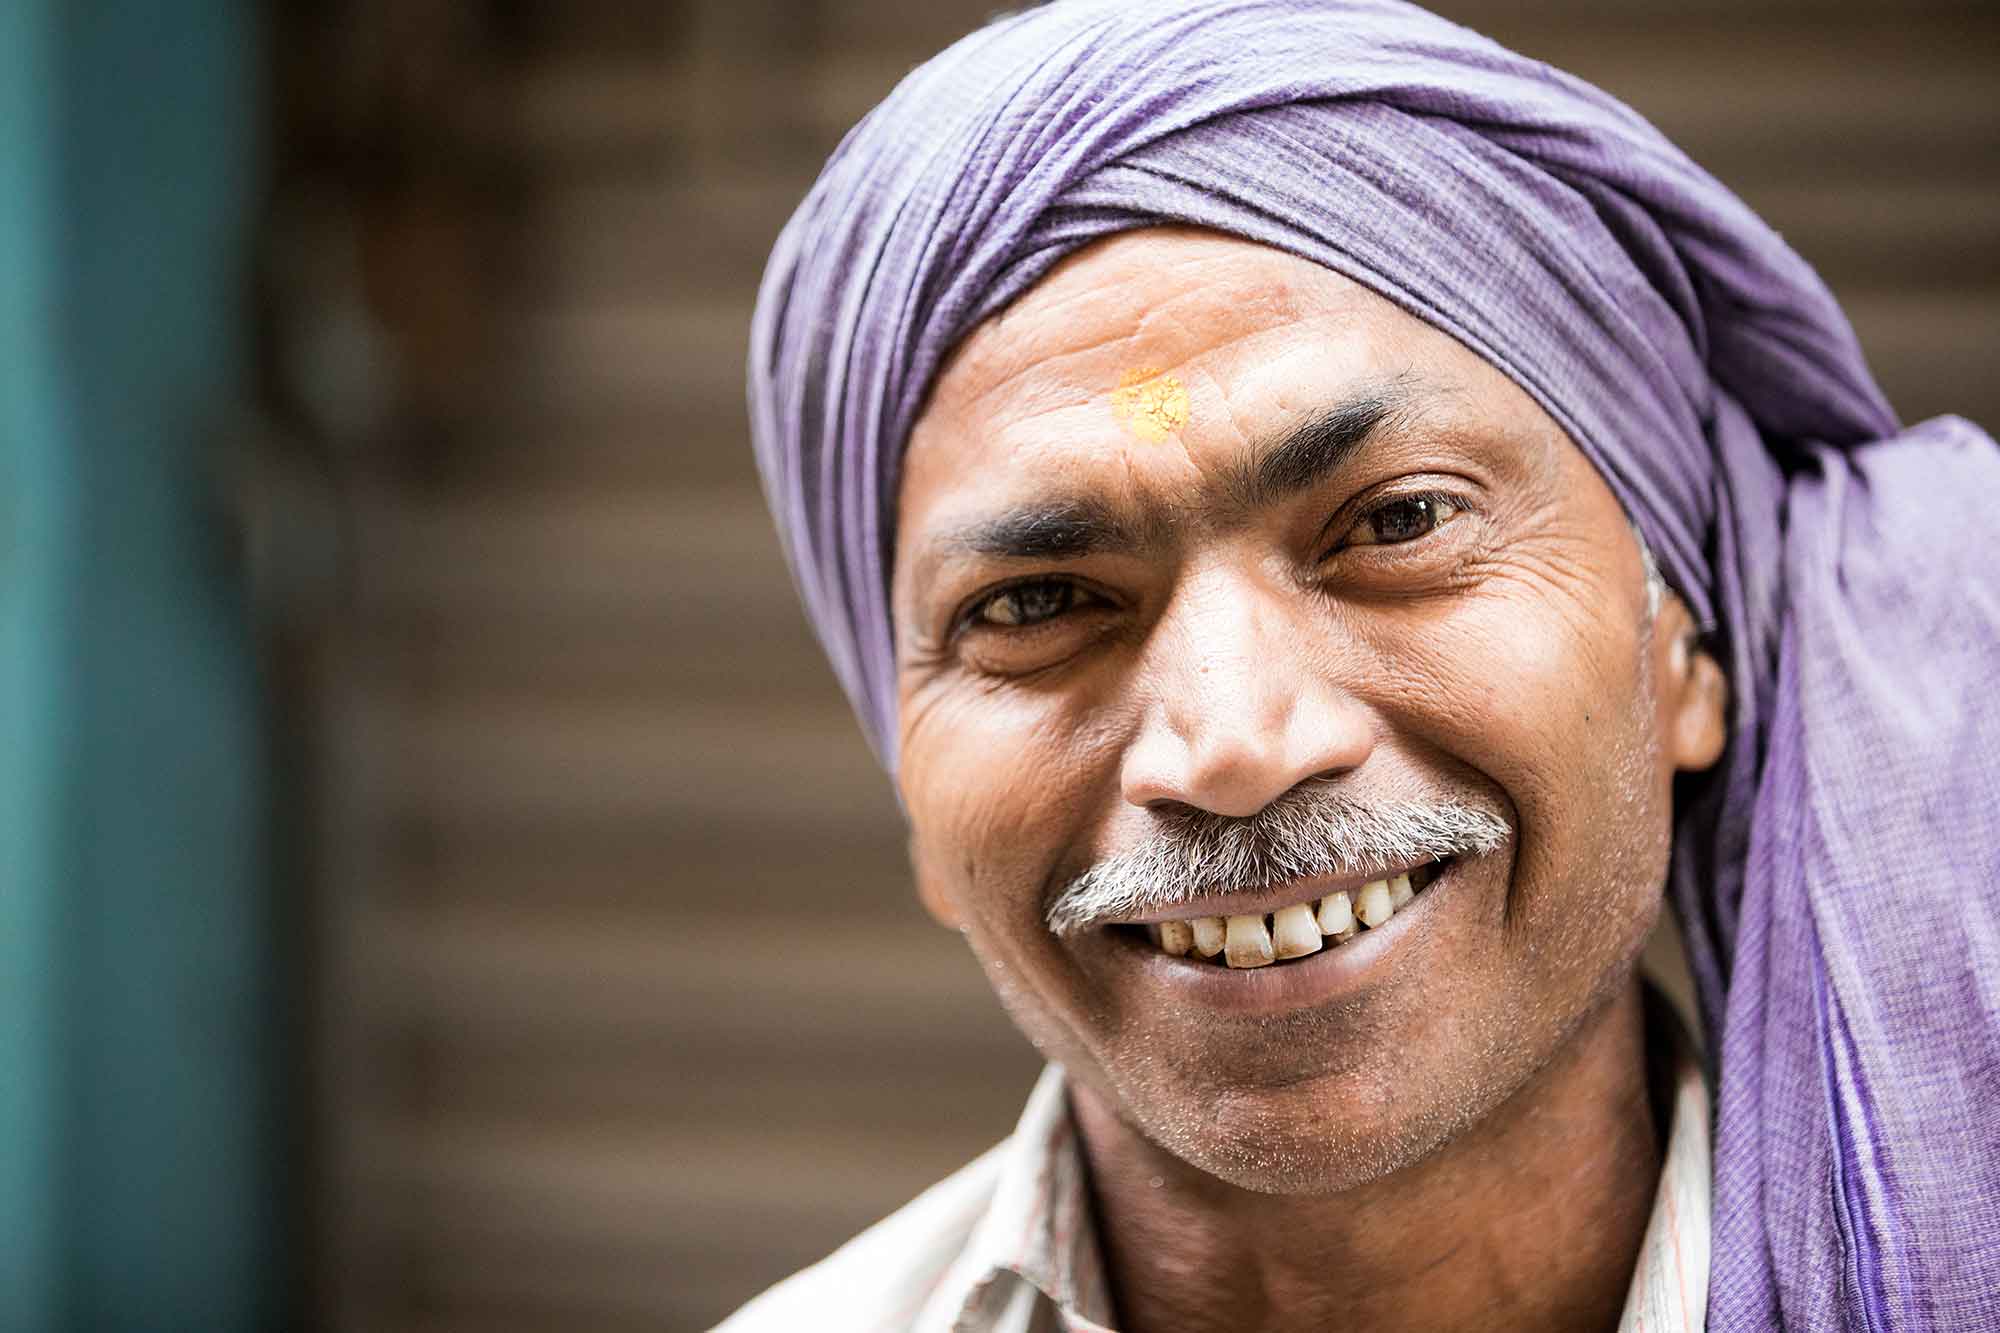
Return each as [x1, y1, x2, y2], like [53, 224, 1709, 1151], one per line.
[257, 1, 1997, 1329]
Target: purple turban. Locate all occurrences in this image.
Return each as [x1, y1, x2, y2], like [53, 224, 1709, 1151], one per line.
[747, 0, 2000, 1326]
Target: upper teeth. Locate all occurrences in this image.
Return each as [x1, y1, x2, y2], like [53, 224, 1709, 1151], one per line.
[1190, 916, 1227, 958]
[1224, 914, 1275, 968]
[1152, 869, 1427, 968]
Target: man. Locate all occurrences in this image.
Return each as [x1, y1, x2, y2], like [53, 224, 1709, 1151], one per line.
[728, 2, 2000, 1329]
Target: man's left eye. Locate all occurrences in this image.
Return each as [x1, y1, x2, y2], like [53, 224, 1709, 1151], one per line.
[1342, 494, 1461, 547]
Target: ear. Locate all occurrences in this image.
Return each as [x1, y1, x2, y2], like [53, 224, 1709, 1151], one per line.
[1655, 594, 1728, 773]
[908, 828, 965, 930]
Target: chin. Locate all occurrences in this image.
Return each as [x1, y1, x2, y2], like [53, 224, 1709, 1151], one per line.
[1181, 1104, 1468, 1197]
[1116, 1053, 1503, 1197]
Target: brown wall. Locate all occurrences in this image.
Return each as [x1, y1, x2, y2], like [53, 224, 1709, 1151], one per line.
[267, 2, 1997, 1329]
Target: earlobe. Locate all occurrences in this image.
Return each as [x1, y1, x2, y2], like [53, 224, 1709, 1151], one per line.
[1669, 641, 1729, 772]
[1654, 594, 1728, 773]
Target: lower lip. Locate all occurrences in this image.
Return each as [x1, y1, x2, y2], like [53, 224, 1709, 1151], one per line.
[1103, 861, 1462, 1017]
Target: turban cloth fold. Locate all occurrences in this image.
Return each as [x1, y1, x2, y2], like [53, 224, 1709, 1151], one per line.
[746, 1, 2000, 1326]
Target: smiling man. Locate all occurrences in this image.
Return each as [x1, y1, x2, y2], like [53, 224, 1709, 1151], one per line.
[726, 3, 2000, 1330]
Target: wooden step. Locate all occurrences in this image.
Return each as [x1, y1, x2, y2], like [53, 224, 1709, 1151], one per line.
[417, 413, 770, 493]
[354, 484, 786, 624]
[358, 1112, 1024, 1330]
[810, 0, 1997, 55]
[376, 813, 915, 920]
[365, 615, 849, 729]
[1842, 287, 2000, 427]
[383, 695, 894, 836]
[497, 173, 803, 306]
[394, 1027, 1039, 1142]
[358, 903, 992, 1036]
[483, 298, 753, 430]
[1747, 180, 2000, 290]
[454, 14, 2000, 178]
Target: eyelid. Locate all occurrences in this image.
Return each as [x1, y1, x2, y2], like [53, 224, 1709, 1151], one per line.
[1322, 484, 1473, 557]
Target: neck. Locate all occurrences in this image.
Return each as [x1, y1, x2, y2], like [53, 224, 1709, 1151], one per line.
[1070, 980, 1660, 1333]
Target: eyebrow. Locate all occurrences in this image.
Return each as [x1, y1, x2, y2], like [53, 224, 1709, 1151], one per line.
[940, 495, 1147, 563]
[1243, 383, 1411, 505]
[919, 380, 1418, 574]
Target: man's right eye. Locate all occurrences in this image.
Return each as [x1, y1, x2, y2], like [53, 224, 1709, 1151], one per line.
[969, 579, 1078, 629]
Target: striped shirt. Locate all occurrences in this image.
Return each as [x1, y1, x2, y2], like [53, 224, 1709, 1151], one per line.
[719, 997, 1710, 1332]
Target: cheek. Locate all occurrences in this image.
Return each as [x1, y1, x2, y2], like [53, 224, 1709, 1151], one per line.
[1474, 546, 1641, 745]
[1375, 582, 1663, 929]
[1377, 592, 1635, 796]
[897, 680, 1124, 931]
[898, 682, 1137, 1067]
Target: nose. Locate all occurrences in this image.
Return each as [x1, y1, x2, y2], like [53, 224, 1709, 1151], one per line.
[1120, 566, 1375, 817]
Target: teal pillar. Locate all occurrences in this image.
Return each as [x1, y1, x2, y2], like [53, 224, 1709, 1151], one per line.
[2, 1, 271, 1328]
[1, 1, 72, 1327]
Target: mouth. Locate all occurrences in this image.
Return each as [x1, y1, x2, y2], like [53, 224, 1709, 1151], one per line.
[1122, 858, 1452, 969]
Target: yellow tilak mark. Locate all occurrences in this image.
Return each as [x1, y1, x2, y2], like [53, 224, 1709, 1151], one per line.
[1110, 367, 1190, 442]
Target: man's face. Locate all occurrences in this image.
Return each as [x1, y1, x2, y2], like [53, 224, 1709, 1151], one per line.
[890, 229, 1722, 1193]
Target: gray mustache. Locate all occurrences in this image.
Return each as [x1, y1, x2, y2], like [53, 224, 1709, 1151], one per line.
[1045, 782, 1510, 937]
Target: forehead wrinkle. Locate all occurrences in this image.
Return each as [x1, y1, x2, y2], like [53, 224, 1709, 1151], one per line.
[937, 281, 1335, 428]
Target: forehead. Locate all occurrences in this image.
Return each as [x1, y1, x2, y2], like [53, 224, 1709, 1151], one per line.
[898, 229, 1547, 544]
[916, 231, 1428, 451]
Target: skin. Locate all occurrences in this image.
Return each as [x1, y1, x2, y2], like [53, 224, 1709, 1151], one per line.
[890, 229, 1727, 1332]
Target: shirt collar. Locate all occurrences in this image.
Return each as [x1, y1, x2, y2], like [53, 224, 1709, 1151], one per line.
[918, 1063, 1118, 1332]
[1619, 990, 1712, 1331]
